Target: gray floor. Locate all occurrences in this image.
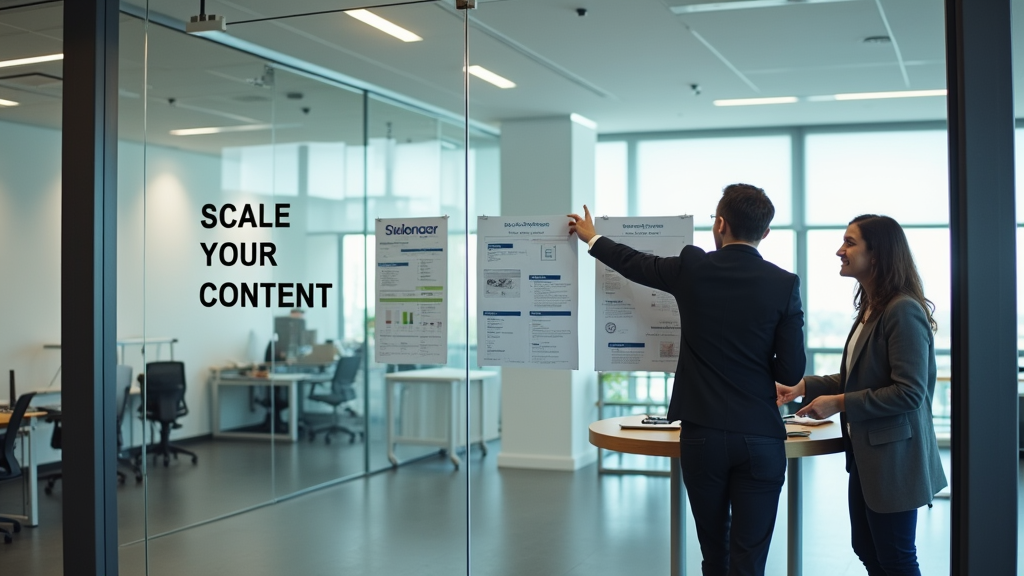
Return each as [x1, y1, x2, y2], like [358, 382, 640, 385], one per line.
[0, 439, 993, 576]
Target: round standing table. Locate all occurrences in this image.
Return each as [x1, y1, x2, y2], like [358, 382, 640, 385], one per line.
[589, 416, 844, 576]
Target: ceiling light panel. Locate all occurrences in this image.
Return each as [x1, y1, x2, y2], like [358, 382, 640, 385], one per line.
[170, 124, 274, 136]
[345, 10, 422, 42]
[0, 53, 63, 69]
[713, 96, 798, 106]
[833, 89, 947, 100]
[466, 65, 516, 89]
[669, 0, 858, 14]
[0, 97, 19, 107]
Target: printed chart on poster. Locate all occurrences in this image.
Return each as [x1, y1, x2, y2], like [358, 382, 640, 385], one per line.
[594, 216, 693, 372]
[477, 215, 579, 369]
[375, 216, 448, 365]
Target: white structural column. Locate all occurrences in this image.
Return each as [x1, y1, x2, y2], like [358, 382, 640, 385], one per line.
[497, 115, 598, 471]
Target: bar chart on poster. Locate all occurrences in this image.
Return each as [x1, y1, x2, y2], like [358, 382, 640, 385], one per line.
[476, 215, 579, 369]
[593, 216, 693, 372]
[375, 216, 449, 365]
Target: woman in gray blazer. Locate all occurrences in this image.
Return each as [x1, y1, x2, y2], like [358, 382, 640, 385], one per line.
[776, 214, 946, 576]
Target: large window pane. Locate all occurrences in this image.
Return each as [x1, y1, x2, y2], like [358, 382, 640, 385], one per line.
[807, 227, 950, 350]
[637, 136, 792, 224]
[691, 229, 794, 274]
[806, 131, 949, 225]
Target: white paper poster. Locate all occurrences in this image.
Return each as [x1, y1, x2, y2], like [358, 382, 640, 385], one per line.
[375, 216, 448, 365]
[477, 215, 579, 369]
[594, 216, 693, 372]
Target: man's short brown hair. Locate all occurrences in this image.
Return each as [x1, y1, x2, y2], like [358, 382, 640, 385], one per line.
[716, 184, 775, 242]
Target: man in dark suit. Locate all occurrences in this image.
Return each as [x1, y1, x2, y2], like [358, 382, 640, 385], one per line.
[569, 184, 805, 576]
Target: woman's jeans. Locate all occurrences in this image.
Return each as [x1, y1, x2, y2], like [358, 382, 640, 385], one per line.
[848, 459, 921, 576]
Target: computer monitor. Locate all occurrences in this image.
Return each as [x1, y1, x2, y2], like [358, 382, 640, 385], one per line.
[8, 369, 15, 409]
[273, 316, 307, 361]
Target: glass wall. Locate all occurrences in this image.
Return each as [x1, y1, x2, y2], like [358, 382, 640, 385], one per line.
[0, 2, 64, 573]
[116, 2, 490, 574]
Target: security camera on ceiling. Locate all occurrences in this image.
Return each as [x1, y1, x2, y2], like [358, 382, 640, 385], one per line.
[186, 1, 227, 35]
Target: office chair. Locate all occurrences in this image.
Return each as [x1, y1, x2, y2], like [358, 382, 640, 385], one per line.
[43, 365, 141, 495]
[0, 391, 36, 543]
[306, 355, 363, 444]
[40, 408, 62, 495]
[140, 361, 198, 468]
[255, 341, 290, 434]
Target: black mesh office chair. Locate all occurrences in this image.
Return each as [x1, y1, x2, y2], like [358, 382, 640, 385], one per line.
[255, 341, 290, 434]
[306, 355, 363, 444]
[43, 365, 141, 495]
[0, 391, 36, 543]
[140, 361, 198, 467]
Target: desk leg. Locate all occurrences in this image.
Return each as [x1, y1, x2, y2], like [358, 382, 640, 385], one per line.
[211, 378, 222, 438]
[478, 379, 488, 457]
[448, 380, 460, 469]
[25, 426, 38, 527]
[288, 382, 299, 442]
[387, 380, 398, 467]
[787, 457, 801, 576]
[671, 457, 686, 576]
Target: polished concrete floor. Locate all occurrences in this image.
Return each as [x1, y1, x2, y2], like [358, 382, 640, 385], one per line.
[0, 439, 1002, 576]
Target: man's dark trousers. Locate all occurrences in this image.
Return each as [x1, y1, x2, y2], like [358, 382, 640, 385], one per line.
[679, 421, 787, 576]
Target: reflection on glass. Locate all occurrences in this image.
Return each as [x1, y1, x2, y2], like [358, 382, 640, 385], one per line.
[136, 22, 276, 549]
[264, 67, 367, 496]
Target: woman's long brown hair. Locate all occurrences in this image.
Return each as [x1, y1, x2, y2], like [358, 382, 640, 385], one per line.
[849, 214, 937, 332]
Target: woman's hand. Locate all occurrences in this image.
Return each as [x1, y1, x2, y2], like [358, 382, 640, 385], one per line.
[776, 379, 806, 406]
[796, 394, 845, 420]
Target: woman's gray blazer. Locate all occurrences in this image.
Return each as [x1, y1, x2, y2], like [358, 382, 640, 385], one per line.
[804, 295, 947, 514]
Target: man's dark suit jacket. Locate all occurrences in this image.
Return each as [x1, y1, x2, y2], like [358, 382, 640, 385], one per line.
[590, 237, 805, 439]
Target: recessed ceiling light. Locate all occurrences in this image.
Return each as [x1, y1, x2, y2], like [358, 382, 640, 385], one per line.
[713, 96, 798, 107]
[170, 124, 274, 136]
[465, 65, 516, 89]
[0, 98, 19, 107]
[833, 89, 946, 101]
[345, 10, 422, 42]
[671, 0, 856, 14]
[0, 53, 63, 69]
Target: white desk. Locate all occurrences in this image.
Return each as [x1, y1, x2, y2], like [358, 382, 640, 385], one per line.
[384, 368, 498, 469]
[210, 371, 309, 442]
